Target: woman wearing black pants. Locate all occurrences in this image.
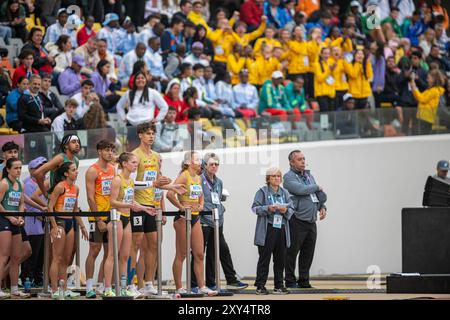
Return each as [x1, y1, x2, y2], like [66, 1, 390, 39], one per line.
[251, 168, 293, 295]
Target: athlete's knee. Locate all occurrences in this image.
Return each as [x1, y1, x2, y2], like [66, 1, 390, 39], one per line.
[89, 245, 102, 258]
[193, 251, 204, 262]
[11, 254, 22, 265]
[22, 246, 32, 260]
[176, 251, 187, 261]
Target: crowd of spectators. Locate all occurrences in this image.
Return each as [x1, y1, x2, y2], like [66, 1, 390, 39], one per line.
[0, 0, 449, 150]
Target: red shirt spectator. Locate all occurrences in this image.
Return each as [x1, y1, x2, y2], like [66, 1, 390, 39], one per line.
[240, 0, 264, 28]
[164, 94, 188, 123]
[12, 50, 39, 88]
[77, 26, 97, 46]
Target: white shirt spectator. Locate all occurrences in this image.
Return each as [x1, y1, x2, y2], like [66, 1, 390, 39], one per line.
[51, 112, 76, 140]
[118, 50, 152, 86]
[97, 26, 122, 54]
[215, 81, 234, 109]
[116, 88, 169, 126]
[396, 0, 415, 26]
[51, 50, 73, 73]
[139, 27, 155, 48]
[232, 82, 259, 110]
[71, 92, 91, 120]
[183, 54, 209, 67]
[75, 43, 101, 77]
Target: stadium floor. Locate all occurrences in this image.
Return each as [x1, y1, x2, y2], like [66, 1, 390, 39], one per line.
[22, 275, 450, 300]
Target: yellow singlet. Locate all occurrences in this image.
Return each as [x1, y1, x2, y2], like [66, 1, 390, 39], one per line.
[133, 147, 160, 206]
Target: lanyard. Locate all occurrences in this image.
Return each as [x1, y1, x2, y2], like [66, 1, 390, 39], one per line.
[31, 93, 44, 117]
[268, 192, 285, 205]
[202, 173, 218, 193]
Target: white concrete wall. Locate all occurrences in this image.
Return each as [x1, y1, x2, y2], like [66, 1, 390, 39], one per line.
[22, 134, 450, 281]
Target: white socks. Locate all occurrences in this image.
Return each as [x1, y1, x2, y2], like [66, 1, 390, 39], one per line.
[86, 279, 94, 292]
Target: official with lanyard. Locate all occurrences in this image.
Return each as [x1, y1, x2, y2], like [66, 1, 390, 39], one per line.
[191, 153, 248, 291]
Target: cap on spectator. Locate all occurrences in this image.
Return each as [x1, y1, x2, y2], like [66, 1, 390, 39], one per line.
[72, 54, 85, 67]
[103, 13, 119, 26]
[343, 93, 354, 102]
[239, 68, 249, 75]
[272, 71, 284, 79]
[350, 1, 361, 7]
[192, 42, 204, 50]
[57, 8, 68, 16]
[165, 78, 181, 95]
[28, 156, 47, 170]
[437, 160, 449, 171]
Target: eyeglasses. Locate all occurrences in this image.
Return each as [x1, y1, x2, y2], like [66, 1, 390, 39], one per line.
[208, 163, 219, 167]
[270, 175, 282, 178]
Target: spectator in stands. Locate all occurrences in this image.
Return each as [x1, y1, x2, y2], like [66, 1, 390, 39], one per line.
[336, 93, 359, 137]
[51, 98, 80, 140]
[240, 0, 263, 31]
[370, 41, 386, 109]
[39, 72, 63, 120]
[75, 36, 100, 78]
[345, 48, 373, 109]
[118, 42, 151, 87]
[164, 44, 186, 79]
[183, 41, 209, 67]
[0, 23, 12, 45]
[215, 69, 239, 118]
[329, 46, 349, 111]
[426, 44, 450, 72]
[227, 43, 247, 85]
[0, 0, 27, 42]
[18, 74, 51, 132]
[254, 45, 282, 87]
[191, 63, 221, 116]
[285, 26, 309, 82]
[72, 79, 96, 121]
[403, 10, 427, 47]
[173, 0, 192, 22]
[434, 23, 450, 55]
[313, 47, 336, 112]
[285, 76, 312, 119]
[43, 8, 69, 45]
[264, 0, 292, 29]
[192, 24, 214, 61]
[138, 14, 160, 48]
[128, 60, 152, 89]
[305, 11, 332, 42]
[96, 38, 118, 84]
[97, 13, 121, 56]
[253, 25, 281, 59]
[419, 28, 436, 57]
[76, 15, 96, 46]
[164, 79, 188, 123]
[58, 54, 84, 97]
[410, 51, 428, 88]
[188, 1, 210, 32]
[381, 7, 402, 37]
[12, 49, 38, 88]
[410, 69, 445, 134]
[161, 16, 185, 61]
[50, 35, 73, 74]
[208, 7, 229, 30]
[6, 76, 28, 131]
[183, 20, 196, 53]
[22, 27, 54, 74]
[91, 59, 121, 113]
[117, 21, 139, 55]
[251, 166, 293, 295]
[296, 0, 320, 19]
[259, 70, 289, 116]
[396, 0, 416, 26]
[153, 106, 184, 152]
[232, 69, 259, 118]
[431, 0, 449, 30]
[438, 79, 450, 129]
[116, 71, 169, 126]
[202, 65, 217, 101]
[381, 56, 402, 110]
[147, 36, 168, 91]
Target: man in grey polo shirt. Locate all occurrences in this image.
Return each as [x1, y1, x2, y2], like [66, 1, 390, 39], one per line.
[283, 149, 327, 288]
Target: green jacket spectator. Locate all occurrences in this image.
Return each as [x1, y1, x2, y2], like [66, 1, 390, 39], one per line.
[284, 81, 307, 112]
[259, 74, 289, 115]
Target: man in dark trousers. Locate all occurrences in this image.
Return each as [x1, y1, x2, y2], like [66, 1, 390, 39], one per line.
[283, 150, 327, 288]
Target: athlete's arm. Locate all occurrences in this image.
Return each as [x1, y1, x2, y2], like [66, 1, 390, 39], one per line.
[85, 167, 99, 213]
[18, 182, 25, 225]
[166, 174, 188, 211]
[48, 183, 63, 238]
[110, 176, 133, 211]
[33, 155, 63, 197]
[24, 194, 46, 211]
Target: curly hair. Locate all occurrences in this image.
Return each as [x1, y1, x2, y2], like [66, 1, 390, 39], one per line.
[83, 102, 107, 129]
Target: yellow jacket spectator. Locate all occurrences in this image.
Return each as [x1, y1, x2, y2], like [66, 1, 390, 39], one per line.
[324, 26, 353, 53]
[278, 29, 292, 62]
[188, 1, 210, 32]
[287, 26, 310, 76]
[207, 19, 234, 63]
[253, 26, 282, 58]
[344, 49, 373, 108]
[253, 45, 282, 86]
[314, 47, 336, 111]
[307, 28, 323, 70]
[329, 46, 349, 110]
[227, 44, 248, 85]
[410, 69, 445, 132]
[226, 16, 267, 51]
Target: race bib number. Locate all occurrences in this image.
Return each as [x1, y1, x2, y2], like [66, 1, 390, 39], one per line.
[310, 193, 319, 203]
[64, 197, 77, 211]
[154, 188, 163, 201]
[123, 187, 134, 204]
[89, 222, 96, 232]
[101, 180, 112, 196]
[7, 191, 21, 207]
[273, 214, 282, 229]
[189, 184, 202, 200]
[325, 76, 335, 85]
[344, 53, 353, 63]
[144, 170, 157, 182]
[133, 216, 143, 226]
[211, 192, 220, 205]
